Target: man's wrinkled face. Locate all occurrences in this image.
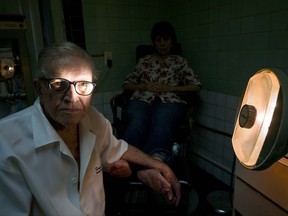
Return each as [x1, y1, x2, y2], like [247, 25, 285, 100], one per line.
[35, 57, 95, 129]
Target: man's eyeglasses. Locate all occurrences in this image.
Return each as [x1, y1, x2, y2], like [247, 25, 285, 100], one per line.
[43, 78, 97, 96]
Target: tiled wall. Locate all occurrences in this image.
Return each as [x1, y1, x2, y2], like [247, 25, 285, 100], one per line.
[92, 90, 122, 123]
[190, 89, 239, 186]
[167, 0, 288, 97]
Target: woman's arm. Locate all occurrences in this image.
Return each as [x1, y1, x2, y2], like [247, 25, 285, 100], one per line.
[174, 84, 201, 92]
[123, 82, 200, 93]
[122, 83, 146, 91]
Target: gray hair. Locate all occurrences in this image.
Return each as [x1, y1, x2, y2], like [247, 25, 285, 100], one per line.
[35, 41, 99, 82]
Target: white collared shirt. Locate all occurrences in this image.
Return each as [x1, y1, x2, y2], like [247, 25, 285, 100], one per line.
[0, 99, 128, 216]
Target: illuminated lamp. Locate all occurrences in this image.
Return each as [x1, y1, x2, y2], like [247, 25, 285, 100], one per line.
[232, 68, 288, 170]
[0, 58, 15, 79]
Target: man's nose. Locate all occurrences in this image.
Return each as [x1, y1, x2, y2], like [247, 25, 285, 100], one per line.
[64, 84, 79, 101]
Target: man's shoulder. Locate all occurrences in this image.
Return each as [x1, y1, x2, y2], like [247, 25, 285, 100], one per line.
[0, 105, 33, 125]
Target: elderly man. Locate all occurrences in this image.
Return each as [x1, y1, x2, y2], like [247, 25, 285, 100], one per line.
[0, 41, 180, 216]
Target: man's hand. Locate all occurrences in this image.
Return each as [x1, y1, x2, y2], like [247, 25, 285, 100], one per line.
[157, 162, 181, 206]
[120, 145, 181, 205]
[108, 159, 132, 178]
[137, 168, 181, 206]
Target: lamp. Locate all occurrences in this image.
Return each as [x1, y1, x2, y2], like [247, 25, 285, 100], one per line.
[232, 68, 288, 170]
[0, 58, 15, 79]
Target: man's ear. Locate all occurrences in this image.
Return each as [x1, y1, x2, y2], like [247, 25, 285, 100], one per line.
[33, 80, 44, 97]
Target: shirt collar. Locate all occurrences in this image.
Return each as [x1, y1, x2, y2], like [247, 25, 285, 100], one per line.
[31, 98, 96, 153]
[32, 98, 61, 149]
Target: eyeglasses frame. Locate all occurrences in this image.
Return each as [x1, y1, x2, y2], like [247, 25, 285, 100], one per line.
[41, 77, 97, 96]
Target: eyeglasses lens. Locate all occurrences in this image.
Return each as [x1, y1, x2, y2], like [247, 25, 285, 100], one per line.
[50, 79, 69, 93]
[48, 79, 95, 95]
[76, 82, 94, 95]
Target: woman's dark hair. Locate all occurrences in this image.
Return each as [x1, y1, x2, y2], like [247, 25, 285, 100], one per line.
[150, 21, 177, 45]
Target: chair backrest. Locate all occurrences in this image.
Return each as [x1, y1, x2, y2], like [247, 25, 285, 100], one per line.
[136, 42, 182, 62]
[110, 92, 131, 138]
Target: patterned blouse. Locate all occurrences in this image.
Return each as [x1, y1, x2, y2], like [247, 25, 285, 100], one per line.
[123, 54, 201, 104]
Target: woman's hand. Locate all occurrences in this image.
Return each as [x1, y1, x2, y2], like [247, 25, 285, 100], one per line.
[145, 82, 173, 92]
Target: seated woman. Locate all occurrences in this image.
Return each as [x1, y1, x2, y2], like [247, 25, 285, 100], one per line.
[122, 21, 201, 164]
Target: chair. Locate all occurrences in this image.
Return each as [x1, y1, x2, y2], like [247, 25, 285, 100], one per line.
[105, 44, 198, 216]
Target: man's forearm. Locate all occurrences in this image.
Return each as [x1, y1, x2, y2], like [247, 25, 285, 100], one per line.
[121, 145, 165, 171]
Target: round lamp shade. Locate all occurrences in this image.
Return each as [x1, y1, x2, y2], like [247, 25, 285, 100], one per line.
[0, 58, 15, 79]
[232, 68, 288, 170]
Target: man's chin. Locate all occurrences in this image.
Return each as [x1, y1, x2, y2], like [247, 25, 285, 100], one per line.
[57, 115, 83, 129]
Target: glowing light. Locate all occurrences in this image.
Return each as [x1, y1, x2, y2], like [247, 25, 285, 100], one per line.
[232, 69, 280, 167]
